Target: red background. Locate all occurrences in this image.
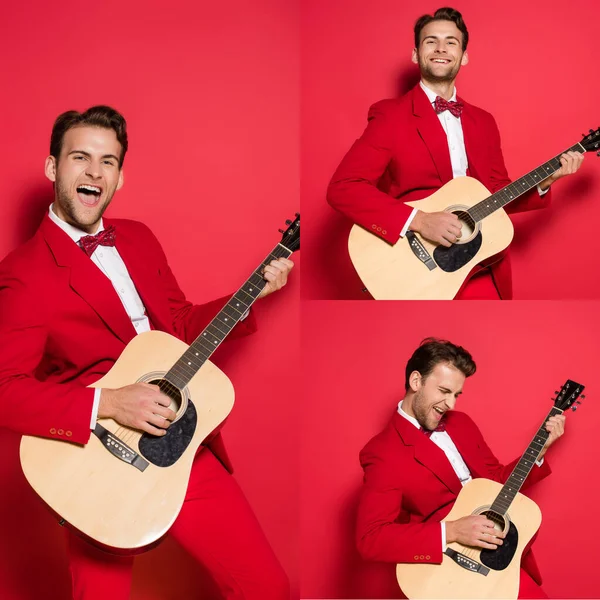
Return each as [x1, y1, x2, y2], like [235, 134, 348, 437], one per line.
[301, 301, 599, 598]
[0, 1, 299, 598]
[301, 0, 600, 300]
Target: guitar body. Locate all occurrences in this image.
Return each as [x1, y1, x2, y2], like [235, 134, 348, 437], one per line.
[396, 478, 542, 600]
[348, 177, 514, 299]
[19, 330, 234, 553]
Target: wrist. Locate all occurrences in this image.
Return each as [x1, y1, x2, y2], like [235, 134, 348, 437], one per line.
[409, 210, 423, 232]
[445, 521, 455, 544]
[98, 388, 115, 419]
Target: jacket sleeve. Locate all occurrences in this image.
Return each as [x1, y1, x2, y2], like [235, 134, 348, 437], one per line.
[356, 445, 444, 564]
[0, 269, 95, 444]
[487, 114, 552, 215]
[149, 230, 258, 345]
[327, 101, 414, 243]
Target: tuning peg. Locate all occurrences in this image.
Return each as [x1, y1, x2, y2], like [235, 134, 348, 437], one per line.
[590, 129, 595, 134]
[572, 406, 578, 411]
[554, 390, 559, 394]
[278, 228, 285, 234]
[295, 212, 299, 217]
[597, 151, 600, 157]
[581, 394, 586, 399]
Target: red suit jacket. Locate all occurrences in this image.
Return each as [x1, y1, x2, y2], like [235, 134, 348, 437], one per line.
[0, 215, 257, 472]
[327, 85, 552, 299]
[357, 410, 551, 585]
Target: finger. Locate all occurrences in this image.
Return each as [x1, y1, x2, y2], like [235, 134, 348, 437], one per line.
[152, 394, 172, 408]
[141, 422, 168, 437]
[441, 231, 456, 246]
[262, 266, 281, 279]
[447, 222, 462, 236]
[437, 235, 452, 248]
[477, 540, 500, 550]
[279, 258, 294, 269]
[149, 405, 177, 422]
[147, 413, 172, 430]
[265, 260, 286, 273]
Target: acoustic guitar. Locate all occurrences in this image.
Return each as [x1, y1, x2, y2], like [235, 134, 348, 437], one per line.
[19, 214, 300, 553]
[395, 379, 585, 599]
[348, 129, 600, 299]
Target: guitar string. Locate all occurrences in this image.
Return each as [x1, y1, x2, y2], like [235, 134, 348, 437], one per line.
[101, 232, 299, 450]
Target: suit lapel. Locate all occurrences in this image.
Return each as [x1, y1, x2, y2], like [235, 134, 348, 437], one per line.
[110, 219, 174, 334]
[392, 411, 462, 496]
[459, 99, 486, 183]
[412, 85, 454, 184]
[41, 216, 135, 345]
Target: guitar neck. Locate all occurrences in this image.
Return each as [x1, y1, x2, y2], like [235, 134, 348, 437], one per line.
[489, 406, 563, 515]
[163, 243, 292, 389]
[468, 141, 585, 223]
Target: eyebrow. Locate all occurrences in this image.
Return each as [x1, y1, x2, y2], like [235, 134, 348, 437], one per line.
[68, 150, 119, 162]
[423, 35, 460, 42]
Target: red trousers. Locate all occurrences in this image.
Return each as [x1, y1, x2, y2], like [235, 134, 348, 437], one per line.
[66, 449, 289, 600]
[519, 569, 548, 599]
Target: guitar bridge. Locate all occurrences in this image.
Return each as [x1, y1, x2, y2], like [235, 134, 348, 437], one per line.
[93, 423, 149, 472]
[444, 548, 490, 576]
[406, 231, 437, 270]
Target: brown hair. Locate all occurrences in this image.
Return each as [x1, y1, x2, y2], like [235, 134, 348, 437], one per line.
[50, 105, 128, 168]
[414, 7, 469, 51]
[404, 337, 476, 390]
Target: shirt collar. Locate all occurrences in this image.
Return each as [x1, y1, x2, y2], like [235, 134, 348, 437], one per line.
[420, 80, 457, 104]
[48, 203, 104, 243]
[397, 399, 421, 430]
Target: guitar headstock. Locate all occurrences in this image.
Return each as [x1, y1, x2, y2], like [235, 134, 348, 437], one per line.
[279, 213, 300, 252]
[579, 128, 600, 155]
[553, 379, 586, 412]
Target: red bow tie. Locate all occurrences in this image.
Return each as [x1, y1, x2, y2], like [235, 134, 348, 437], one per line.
[79, 225, 116, 257]
[434, 96, 464, 118]
[422, 419, 446, 438]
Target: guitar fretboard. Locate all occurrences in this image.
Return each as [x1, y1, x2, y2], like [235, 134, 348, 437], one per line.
[467, 142, 585, 223]
[489, 406, 563, 515]
[163, 243, 292, 390]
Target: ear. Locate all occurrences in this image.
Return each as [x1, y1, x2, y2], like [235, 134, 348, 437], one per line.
[461, 50, 469, 66]
[44, 156, 57, 183]
[409, 370, 422, 392]
[411, 47, 419, 65]
[116, 168, 124, 191]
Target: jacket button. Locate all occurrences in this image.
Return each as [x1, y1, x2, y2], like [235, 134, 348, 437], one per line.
[372, 224, 377, 229]
[50, 428, 56, 434]
[414, 555, 419, 560]
[66, 431, 72, 437]
[57, 429, 64, 435]
[382, 230, 387, 235]
[376, 227, 382, 232]
[426, 555, 431, 560]
[420, 555, 425, 560]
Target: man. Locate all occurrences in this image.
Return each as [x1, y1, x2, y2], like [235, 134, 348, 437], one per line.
[0, 106, 294, 599]
[327, 7, 584, 299]
[356, 338, 565, 599]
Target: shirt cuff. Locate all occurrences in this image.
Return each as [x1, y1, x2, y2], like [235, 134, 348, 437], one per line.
[535, 456, 544, 467]
[90, 388, 101, 429]
[441, 521, 447, 551]
[537, 184, 549, 196]
[399, 208, 419, 239]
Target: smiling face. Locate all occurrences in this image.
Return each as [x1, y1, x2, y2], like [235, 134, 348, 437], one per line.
[412, 19, 468, 84]
[45, 125, 124, 233]
[404, 362, 465, 431]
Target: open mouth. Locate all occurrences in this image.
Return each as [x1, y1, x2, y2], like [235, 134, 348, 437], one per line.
[431, 58, 451, 64]
[76, 184, 102, 206]
[432, 406, 445, 420]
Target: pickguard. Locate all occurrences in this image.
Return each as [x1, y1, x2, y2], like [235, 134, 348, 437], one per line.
[433, 232, 483, 272]
[138, 400, 197, 467]
[479, 521, 518, 571]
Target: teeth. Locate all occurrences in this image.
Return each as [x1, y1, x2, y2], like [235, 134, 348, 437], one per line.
[433, 59, 449, 63]
[78, 184, 101, 193]
[434, 407, 444, 414]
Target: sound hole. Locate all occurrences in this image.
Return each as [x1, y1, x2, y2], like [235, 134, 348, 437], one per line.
[149, 378, 185, 421]
[452, 210, 476, 241]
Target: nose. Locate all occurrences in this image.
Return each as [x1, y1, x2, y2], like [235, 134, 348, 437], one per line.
[445, 396, 457, 410]
[85, 160, 102, 180]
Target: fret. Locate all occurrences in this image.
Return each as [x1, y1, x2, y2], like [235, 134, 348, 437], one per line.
[163, 244, 293, 388]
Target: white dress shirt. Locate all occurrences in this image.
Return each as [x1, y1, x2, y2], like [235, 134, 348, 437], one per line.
[399, 81, 547, 238]
[397, 399, 543, 551]
[48, 205, 151, 428]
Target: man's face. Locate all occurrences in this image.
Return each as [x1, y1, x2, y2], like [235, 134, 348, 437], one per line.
[410, 362, 465, 431]
[45, 126, 124, 233]
[411, 20, 468, 83]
